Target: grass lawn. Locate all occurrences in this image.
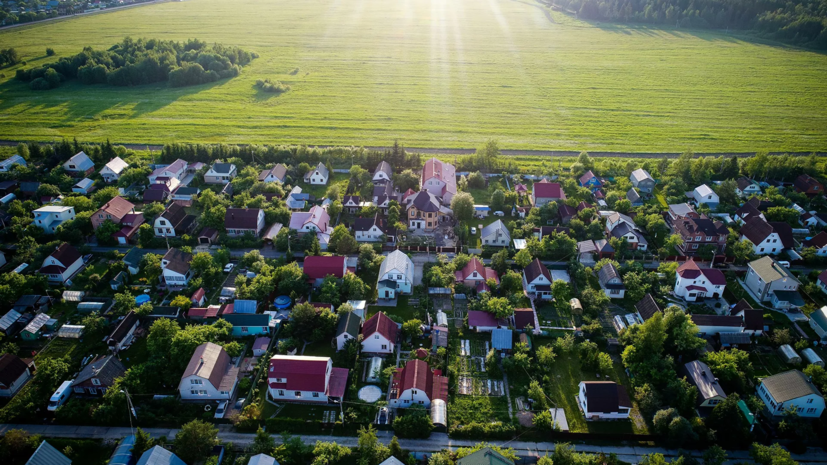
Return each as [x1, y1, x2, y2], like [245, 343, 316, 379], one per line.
[367, 295, 421, 321]
[276, 402, 337, 421]
[298, 173, 349, 199]
[120, 337, 149, 369]
[0, 0, 826, 152]
[750, 349, 789, 378]
[302, 340, 336, 358]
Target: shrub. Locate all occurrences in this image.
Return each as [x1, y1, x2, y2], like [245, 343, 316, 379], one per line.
[255, 78, 290, 94]
[46, 48, 55, 56]
[449, 422, 515, 439]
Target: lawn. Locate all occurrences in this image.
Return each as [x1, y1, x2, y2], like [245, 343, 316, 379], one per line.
[302, 340, 336, 358]
[366, 295, 420, 322]
[0, 0, 826, 152]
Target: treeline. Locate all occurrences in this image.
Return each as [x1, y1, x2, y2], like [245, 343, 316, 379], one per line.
[15, 37, 258, 90]
[555, 0, 827, 49]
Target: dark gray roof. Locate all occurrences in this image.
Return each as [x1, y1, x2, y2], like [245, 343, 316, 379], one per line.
[337, 311, 361, 338]
[634, 294, 661, 321]
[761, 370, 821, 402]
[626, 188, 641, 203]
[408, 191, 440, 212]
[107, 311, 138, 346]
[26, 441, 71, 465]
[211, 163, 235, 174]
[72, 355, 126, 388]
[375, 161, 392, 177]
[162, 249, 192, 275]
[596, 263, 621, 286]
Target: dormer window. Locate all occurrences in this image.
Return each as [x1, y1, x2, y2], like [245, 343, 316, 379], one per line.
[92, 378, 101, 386]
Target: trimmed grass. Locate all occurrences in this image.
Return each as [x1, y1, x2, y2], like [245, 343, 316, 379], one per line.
[367, 295, 420, 321]
[0, 0, 826, 151]
[302, 340, 336, 358]
[298, 173, 349, 200]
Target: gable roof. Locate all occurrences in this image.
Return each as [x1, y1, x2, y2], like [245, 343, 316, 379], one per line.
[181, 342, 231, 389]
[46, 243, 82, 268]
[394, 359, 448, 402]
[379, 250, 413, 278]
[674, 218, 727, 238]
[72, 355, 125, 387]
[98, 196, 135, 218]
[362, 311, 398, 341]
[162, 249, 192, 275]
[407, 190, 440, 212]
[268, 355, 330, 392]
[635, 294, 661, 321]
[249, 454, 279, 465]
[524, 258, 551, 284]
[736, 177, 756, 191]
[151, 159, 187, 177]
[582, 381, 631, 413]
[803, 231, 827, 249]
[626, 188, 641, 204]
[337, 311, 361, 338]
[303, 255, 346, 280]
[307, 162, 329, 178]
[353, 214, 386, 232]
[26, 441, 72, 465]
[731, 298, 753, 315]
[683, 360, 726, 401]
[768, 221, 795, 249]
[137, 446, 187, 465]
[749, 256, 798, 283]
[579, 170, 598, 185]
[104, 157, 129, 175]
[481, 219, 509, 239]
[676, 260, 726, 285]
[123, 247, 149, 267]
[513, 308, 536, 330]
[0, 354, 29, 386]
[533, 181, 565, 200]
[741, 217, 775, 244]
[64, 151, 94, 171]
[761, 370, 821, 402]
[596, 263, 621, 286]
[794, 174, 823, 192]
[630, 168, 654, 183]
[742, 309, 763, 331]
[159, 202, 188, 227]
[107, 311, 138, 345]
[457, 447, 514, 465]
[225, 208, 262, 229]
[375, 160, 392, 177]
[669, 203, 697, 218]
[694, 184, 716, 198]
[210, 162, 235, 174]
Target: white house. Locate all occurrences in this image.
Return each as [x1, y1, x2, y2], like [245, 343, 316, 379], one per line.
[523, 258, 552, 299]
[285, 186, 307, 210]
[72, 178, 95, 194]
[161, 248, 193, 287]
[179, 342, 239, 401]
[674, 260, 726, 301]
[609, 222, 648, 251]
[38, 243, 83, 284]
[225, 208, 266, 237]
[604, 212, 636, 233]
[100, 157, 129, 183]
[204, 162, 237, 184]
[289, 206, 331, 235]
[596, 263, 625, 299]
[421, 158, 457, 204]
[33, 206, 75, 234]
[62, 151, 95, 176]
[334, 311, 361, 351]
[149, 159, 188, 184]
[757, 370, 825, 418]
[578, 381, 631, 420]
[740, 217, 789, 256]
[342, 195, 360, 213]
[809, 306, 827, 343]
[0, 154, 27, 173]
[481, 220, 510, 247]
[802, 232, 827, 257]
[373, 161, 392, 183]
[304, 162, 330, 185]
[0, 354, 33, 398]
[691, 184, 719, 209]
[377, 250, 415, 299]
[361, 312, 398, 354]
[354, 215, 388, 242]
[259, 164, 288, 183]
[267, 355, 349, 403]
[735, 177, 761, 197]
[389, 359, 448, 408]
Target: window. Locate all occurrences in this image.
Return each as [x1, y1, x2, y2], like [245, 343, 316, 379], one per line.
[312, 392, 319, 398]
[278, 390, 284, 396]
[191, 379, 203, 385]
[807, 408, 817, 413]
[374, 335, 379, 339]
[88, 388, 97, 395]
[241, 327, 248, 333]
[807, 398, 814, 404]
[695, 236, 701, 241]
[91, 378, 100, 386]
[382, 344, 388, 350]
[295, 391, 302, 397]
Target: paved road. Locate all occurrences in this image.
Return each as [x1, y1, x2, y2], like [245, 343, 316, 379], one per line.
[1, 424, 825, 464]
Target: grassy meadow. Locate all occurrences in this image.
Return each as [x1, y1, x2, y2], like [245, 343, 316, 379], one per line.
[0, 0, 826, 152]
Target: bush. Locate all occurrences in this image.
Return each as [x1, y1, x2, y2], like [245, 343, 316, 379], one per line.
[46, 48, 55, 56]
[392, 406, 433, 438]
[255, 78, 290, 94]
[449, 421, 515, 439]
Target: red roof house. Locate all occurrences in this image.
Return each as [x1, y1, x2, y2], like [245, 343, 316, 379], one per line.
[303, 256, 347, 285]
[390, 359, 448, 408]
[191, 288, 206, 306]
[267, 355, 348, 402]
[532, 180, 566, 206]
[361, 312, 399, 354]
[455, 258, 499, 293]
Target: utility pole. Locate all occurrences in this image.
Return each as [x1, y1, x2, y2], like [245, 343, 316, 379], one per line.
[120, 389, 136, 437]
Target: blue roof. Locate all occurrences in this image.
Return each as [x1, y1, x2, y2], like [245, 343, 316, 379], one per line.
[233, 300, 257, 313]
[474, 205, 491, 211]
[137, 446, 187, 465]
[491, 328, 513, 350]
[108, 435, 136, 465]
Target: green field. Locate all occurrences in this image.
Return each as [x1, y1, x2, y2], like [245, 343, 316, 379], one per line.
[0, 0, 826, 151]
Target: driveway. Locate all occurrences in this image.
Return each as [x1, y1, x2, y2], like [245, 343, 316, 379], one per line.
[410, 253, 437, 286]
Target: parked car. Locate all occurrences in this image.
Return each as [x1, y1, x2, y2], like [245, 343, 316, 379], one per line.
[777, 261, 791, 268]
[471, 227, 477, 235]
[214, 400, 228, 419]
[494, 211, 505, 216]
[223, 263, 235, 273]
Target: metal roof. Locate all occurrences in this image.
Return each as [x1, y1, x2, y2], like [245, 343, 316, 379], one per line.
[491, 328, 513, 350]
[26, 441, 71, 465]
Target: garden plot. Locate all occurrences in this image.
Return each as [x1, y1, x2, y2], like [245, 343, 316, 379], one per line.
[456, 339, 504, 396]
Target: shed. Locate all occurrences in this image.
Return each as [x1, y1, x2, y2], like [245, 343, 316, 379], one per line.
[491, 328, 512, 351]
[436, 311, 448, 326]
[802, 348, 824, 367]
[570, 298, 583, 315]
[366, 356, 383, 383]
[720, 332, 751, 348]
[549, 408, 569, 432]
[57, 325, 84, 338]
[431, 398, 447, 428]
[778, 344, 802, 364]
[77, 301, 106, 313]
[62, 290, 85, 302]
[233, 300, 257, 314]
[108, 435, 136, 465]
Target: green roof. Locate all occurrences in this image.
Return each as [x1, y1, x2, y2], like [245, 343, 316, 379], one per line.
[737, 400, 756, 425]
[457, 448, 514, 465]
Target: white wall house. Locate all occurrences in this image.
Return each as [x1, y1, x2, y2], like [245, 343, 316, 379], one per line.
[377, 250, 415, 299]
[481, 220, 510, 247]
[178, 343, 238, 401]
[354, 217, 386, 242]
[304, 162, 330, 185]
[523, 258, 552, 299]
[361, 312, 398, 354]
[692, 184, 719, 209]
[373, 161, 392, 183]
[757, 370, 825, 418]
[33, 206, 75, 234]
[149, 159, 188, 184]
[744, 257, 802, 309]
[0, 355, 32, 398]
[578, 381, 631, 420]
[674, 260, 726, 301]
[204, 163, 237, 184]
[388, 359, 447, 408]
[161, 249, 192, 287]
[268, 355, 349, 403]
[39, 243, 83, 284]
[604, 212, 636, 233]
[735, 177, 761, 197]
[100, 157, 129, 183]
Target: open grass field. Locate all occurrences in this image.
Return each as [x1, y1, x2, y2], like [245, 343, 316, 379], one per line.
[0, 0, 826, 152]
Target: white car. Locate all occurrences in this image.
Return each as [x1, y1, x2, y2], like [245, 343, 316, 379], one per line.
[223, 263, 235, 273]
[493, 211, 505, 217]
[471, 227, 477, 235]
[214, 400, 228, 419]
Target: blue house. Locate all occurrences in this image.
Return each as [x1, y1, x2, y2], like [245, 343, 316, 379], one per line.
[223, 313, 272, 337]
[578, 170, 602, 189]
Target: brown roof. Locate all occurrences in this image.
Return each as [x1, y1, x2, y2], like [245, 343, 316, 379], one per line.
[673, 218, 728, 238]
[513, 308, 536, 330]
[225, 208, 262, 229]
[49, 243, 82, 268]
[795, 174, 823, 193]
[394, 359, 448, 402]
[691, 314, 743, 328]
[736, 177, 755, 191]
[162, 248, 192, 275]
[181, 342, 231, 389]
[362, 311, 399, 342]
[803, 231, 827, 249]
[731, 299, 753, 315]
[768, 222, 794, 249]
[107, 311, 138, 346]
[524, 258, 551, 284]
[98, 196, 135, 219]
[582, 381, 631, 413]
[741, 217, 774, 245]
[634, 294, 661, 321]
[0, 354, 29, 386]
[742, 310, 763, 331]
[160, 203, 188, 228]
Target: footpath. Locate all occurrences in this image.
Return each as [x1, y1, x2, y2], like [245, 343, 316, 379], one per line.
[2, 424, 826, 464]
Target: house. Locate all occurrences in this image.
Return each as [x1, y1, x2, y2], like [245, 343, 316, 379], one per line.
[467, 310, 508, 332]
[0, 311, 24, 337]
[756, 370, 825, 418]
[39, 243, 83, 284]
[667, 203, 701, 223]
[421, 158, 456, 204]
[0, 154, 26, 173]
[579, 170, 602, 189]
[740, 217, 792, 255]
[744, 256, 803, 309]
[674, 218, 728, 256]
[122, 247, 149, 275]
[63, 151, 95, 176]
[191, 288, 206, 307]
[249, 454, 279, 465]
[729, 299, 763, 336]
[531, 180, 566, 207]
[161, 248, 193, 287]
[373, 160, 392, 183]
[736, 177, 761, 197]
[630, 169, 655, 193]
[107, 311, 139, 352]
[802, 231, 827, 256]
[136, 446, 188, 465]
[0, 354, 33, 397]
[794, 174, 824, 196]
[72, 178, 95, 194]
[691, 314, 744, 336]
[610, 222, 648, 251]
[101, 157, 129, 183]
[289, 206, 331, 241]
[513, 308, 538, 332]
[250, 337, 271, 357]
[405, 190, 448, 231]
[683, 360, 727, 409]
[377, 250, 415, 299]
[354, 214, 389, 242]
[224, 314, 272, 337]
[455, 258, 499, 293]
[674, 260, 726, 301]
[143, 184, 171, 203]
[735, 198, 766, 224]
[800, 212, 818, 228]
[596, 263, 624, 299]
[259, 164, 288, 183]
[627, 188, 643, 206]
[389, 359, 448, 408]
[457, 448, 514, 465]
[268, 355, 348, 403]
[91, 196, 135, 230]
[204, 162, 237, 184]
[523, 258, 552, 299]
[303, 255, 347, 287]
[481, 220, 510, 247]
[557, 204, 576, 224]
[19, 181, 38, 198]
[342, 195, 360, 213]
[110, 271, 127, 290]
[604, 212, 635, 233]
[690, 184, 719, 209]
[225, 208, 265, 237]
[809, 306, 827, 342]
[304, 162, 330, 185]
[149, 159, 188, 184]
[334, 311, 361, 351]
[179, 342, 239, 401]
[373, 182, 397, 210]
[361, 312, 398, 354]
[33, 206, 75, 234]
[154, 203, 196, 237]
[634, 294, 661, 322]
[284, 186, 308, 210]
[171, 186, 200, 203]
[26, 441, 72, 465]
[71, 355, 126, 396]
[578, 381, 631, 420]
